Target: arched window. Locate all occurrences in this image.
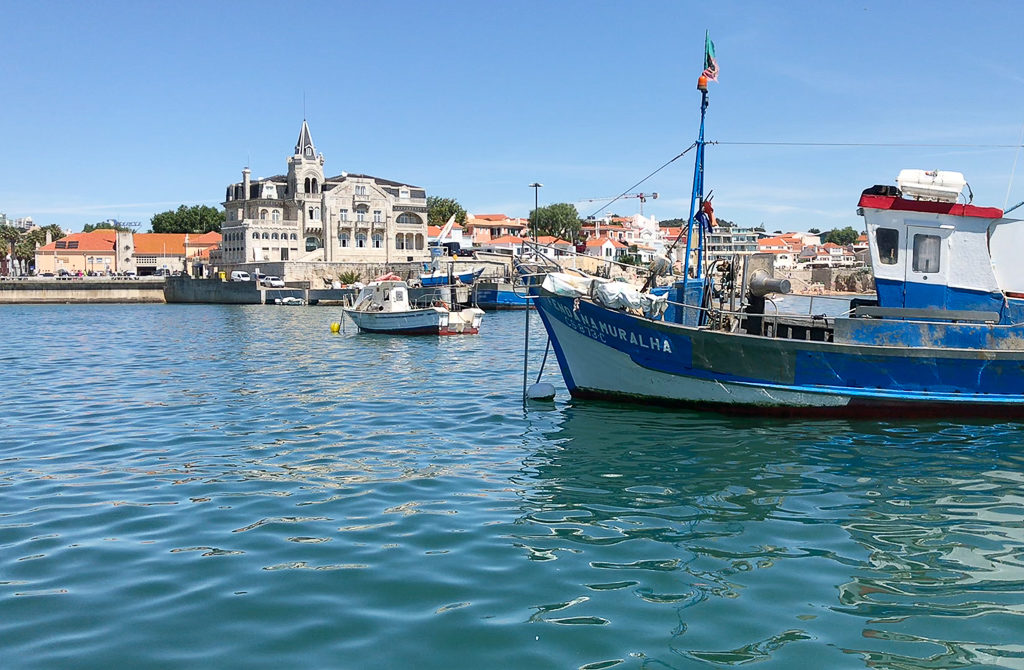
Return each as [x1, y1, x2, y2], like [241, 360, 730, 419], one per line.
[272, 210, 280, 222]
[372, 233, 382, 248]
[305, 236, 322, 252]
[339, 232, 350, 248]
[415, 234, 424, 250]
[304, 177, 310, 193]
[290, 233, 297, 240]
[271, 233, 279, 240]
[252, 232, 259, 239]
[260, 209, 268, 220]
[356, 233, 367, 248]
[397, 212, 421, 225]
[311, 178, 318, 194]
[395, 235, 405, 250]
[313, 207, 320, 221]
[262, 232, 270, 239]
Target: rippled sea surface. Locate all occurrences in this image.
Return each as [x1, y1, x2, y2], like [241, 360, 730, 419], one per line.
[3, 304, 1024, 669]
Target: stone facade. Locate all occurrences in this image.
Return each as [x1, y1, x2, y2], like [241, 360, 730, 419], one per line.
[219, 121, 430, 274]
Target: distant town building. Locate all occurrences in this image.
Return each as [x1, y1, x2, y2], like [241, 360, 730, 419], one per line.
[707, 221, 758, 257]
[35, 230, 220, 275]
[464, 214, 528, 245]
[0, 213, 35, 231]
[219, 121, 430, 268]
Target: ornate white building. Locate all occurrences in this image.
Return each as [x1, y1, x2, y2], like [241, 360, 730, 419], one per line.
[220, 121, 430, 267]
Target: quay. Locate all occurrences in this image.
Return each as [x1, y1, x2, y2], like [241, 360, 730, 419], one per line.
[0, 277, 165, 304]
[0, 275, 478, 307]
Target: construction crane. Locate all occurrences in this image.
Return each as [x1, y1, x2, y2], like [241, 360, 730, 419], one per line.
[579, 192, 659, 216]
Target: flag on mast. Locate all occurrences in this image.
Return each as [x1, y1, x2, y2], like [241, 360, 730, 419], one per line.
[702, 31, 718, 81]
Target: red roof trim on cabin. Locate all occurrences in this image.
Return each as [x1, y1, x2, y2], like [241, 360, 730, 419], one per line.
[858, 194, 1003, 219]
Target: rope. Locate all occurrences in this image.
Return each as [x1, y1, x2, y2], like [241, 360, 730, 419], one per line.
[534, 338, 551, 385]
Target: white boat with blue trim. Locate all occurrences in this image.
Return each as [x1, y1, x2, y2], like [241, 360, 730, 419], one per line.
[530, 72, 1024, 416]
[344, 275, 484, 335]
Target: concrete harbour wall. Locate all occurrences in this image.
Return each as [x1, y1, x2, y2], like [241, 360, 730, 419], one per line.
[0, 278, 166, 304]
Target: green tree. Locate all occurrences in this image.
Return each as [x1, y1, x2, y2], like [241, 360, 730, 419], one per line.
[0, 225, 19, 259]
[150, 205, 224, 234]
[807, 227, 821, 234]
[83, 221, 133, 233]
[426, 196, 467, 228]
[824, 226, 859, 246]
[530, 203, 582, 241]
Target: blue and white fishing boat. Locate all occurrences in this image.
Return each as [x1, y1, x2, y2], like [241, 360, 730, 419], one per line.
[473, 279, 530, 310]
[529, 69, 1024, 416]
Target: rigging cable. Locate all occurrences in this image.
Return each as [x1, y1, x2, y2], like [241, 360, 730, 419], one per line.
[585, 142, 696, 219]
[711, 141, 1024, 148]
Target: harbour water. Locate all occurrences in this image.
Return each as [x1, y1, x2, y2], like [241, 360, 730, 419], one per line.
[3, 305, 1024, 669]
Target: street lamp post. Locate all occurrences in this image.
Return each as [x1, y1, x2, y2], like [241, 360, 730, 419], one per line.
[523, 182, 542, 403]
[528, 183, 542, 245]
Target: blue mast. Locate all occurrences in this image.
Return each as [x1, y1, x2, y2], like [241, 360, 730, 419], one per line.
[674, 74, 710, 327]
[682, 82, 709, 281]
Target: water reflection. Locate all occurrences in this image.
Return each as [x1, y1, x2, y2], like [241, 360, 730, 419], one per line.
[515, 402, 1024, 667]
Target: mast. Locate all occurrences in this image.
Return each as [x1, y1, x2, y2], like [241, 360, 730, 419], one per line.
[681, 77, 709, 281]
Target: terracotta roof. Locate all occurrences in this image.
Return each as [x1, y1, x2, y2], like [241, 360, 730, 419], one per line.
[483, 235, 526, 245]
[470, 214, 512, 222]
[134, 233, 188, 255]
[37, 230, 115, 252]
[535, 236, 573, 246]
[189, 232, 222, 244]
[586, 236, 627, 248]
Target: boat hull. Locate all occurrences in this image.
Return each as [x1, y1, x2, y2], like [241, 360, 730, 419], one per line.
[473, 282, 530, 310]
[343, 306, 480, 335]
[534, 292, 1024, 416]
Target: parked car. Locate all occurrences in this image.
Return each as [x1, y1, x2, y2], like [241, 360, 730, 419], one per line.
[261, 276, 285, 288]
[230, 271, 251, 282]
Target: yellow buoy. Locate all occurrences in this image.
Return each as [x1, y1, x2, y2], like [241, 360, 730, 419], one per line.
[330, 322, 341, 333]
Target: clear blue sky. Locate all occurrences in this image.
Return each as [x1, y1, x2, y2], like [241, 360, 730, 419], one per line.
[3, 0, 1023, 233]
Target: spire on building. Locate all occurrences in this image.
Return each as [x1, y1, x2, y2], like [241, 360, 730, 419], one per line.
[295, 120, 316, 158]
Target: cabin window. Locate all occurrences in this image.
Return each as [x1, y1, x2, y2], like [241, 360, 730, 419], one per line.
[394, 289, 404, 301]
[913, 234, 941, 273]
[876, 228, 899, 265]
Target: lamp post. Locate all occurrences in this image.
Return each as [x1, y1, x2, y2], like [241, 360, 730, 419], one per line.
[523, 182, 542, 404]
[528, 182, 542, 245]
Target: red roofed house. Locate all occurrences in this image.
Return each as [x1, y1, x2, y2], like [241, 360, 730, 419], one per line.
[585, 235, 628, 259]
[475, 234, 527, 256]
[464, 214, 528, 245]
[35, 230, 221, 276]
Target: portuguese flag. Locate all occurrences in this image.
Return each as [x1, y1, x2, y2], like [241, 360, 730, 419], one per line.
[702, 31, 718, 81]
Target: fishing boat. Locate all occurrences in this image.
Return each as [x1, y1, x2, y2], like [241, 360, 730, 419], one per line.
[474, 279, 530, 310]
[528, 69, 1024, 416]
[344, 276, 484, 335]
[457, 266, 485, 284]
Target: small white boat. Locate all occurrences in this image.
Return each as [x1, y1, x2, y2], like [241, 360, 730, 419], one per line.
[343, 277, 484, 335]
[274, 296, 306, 306]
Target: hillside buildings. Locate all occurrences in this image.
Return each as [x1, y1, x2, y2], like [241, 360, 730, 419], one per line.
[219, 121, 430, 269]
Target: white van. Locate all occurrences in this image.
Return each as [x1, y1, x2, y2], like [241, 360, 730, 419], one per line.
[230, 271, 251, 282]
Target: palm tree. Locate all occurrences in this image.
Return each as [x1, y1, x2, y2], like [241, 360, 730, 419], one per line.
[0, 225, 21, 276]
